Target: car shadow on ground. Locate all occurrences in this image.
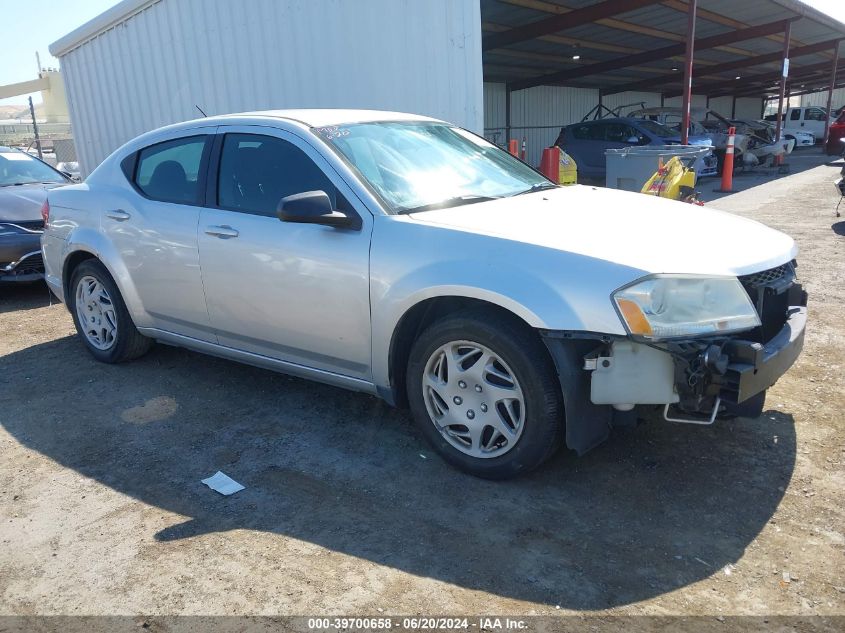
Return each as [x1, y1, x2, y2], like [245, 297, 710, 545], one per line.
[0, 282, 54, 314]
[0, 336, 795, 610]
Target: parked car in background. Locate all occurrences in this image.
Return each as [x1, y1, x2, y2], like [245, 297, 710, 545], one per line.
[764, 106, 831, 141]
[755, 120, 815, 148]
[554, 117, 718, 180]
[824, 109, 845, 155]
[1, 146, 71, 283]
[631, 107, 794, 168]
[42, 110, 806, 479]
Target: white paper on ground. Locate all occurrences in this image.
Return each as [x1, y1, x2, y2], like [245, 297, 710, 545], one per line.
[201, 471, 245, 496]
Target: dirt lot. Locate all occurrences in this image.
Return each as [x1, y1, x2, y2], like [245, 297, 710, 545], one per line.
[1, 157, 844, 619]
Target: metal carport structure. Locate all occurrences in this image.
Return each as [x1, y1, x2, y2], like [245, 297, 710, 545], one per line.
[480, 0, 845, 162]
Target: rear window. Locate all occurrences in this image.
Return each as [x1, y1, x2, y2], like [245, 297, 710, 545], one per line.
[135, 136, 208, 204]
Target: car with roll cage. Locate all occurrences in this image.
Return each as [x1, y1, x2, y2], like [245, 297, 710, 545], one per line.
[41, 110, 806, 479]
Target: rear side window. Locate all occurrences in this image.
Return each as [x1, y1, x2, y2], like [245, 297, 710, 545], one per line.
[135, 136, 208, 204]
[217, 133, 337, 216]
[805, 108, 826, 121]
[570, 123, 603, 140]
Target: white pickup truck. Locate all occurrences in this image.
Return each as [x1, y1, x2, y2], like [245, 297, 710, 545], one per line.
[764, 106, 830, 142]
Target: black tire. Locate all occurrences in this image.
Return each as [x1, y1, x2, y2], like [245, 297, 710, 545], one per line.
[68, 259, 152, 363]
[406, 309, 564, 480]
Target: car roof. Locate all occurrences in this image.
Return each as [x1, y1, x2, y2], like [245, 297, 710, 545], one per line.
[185, 109, 443, 128]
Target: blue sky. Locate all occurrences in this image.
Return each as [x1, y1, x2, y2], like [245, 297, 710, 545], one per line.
[2, 0, 845, 108]
[0, 0, 119, 106]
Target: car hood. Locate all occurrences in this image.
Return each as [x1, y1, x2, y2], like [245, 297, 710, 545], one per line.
[406, 186, 796, 276]
[0, 183, 65, 223]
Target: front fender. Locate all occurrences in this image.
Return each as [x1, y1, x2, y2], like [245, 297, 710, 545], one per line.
[371, 270, 558, 389]
[370, 237, 631, 390]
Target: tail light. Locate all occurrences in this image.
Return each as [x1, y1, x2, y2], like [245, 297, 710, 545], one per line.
[40, 199, 50, 225]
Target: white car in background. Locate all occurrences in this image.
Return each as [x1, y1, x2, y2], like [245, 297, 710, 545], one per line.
[757, 121, 815, 148]
[41, 110, 808, 479]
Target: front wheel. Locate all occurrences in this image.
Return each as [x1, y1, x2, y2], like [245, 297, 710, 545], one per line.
[406, 310, 564, 479]
[69, 259, 152, 363]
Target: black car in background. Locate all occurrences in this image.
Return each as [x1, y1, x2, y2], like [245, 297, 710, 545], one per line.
[0, 147, 72, 283]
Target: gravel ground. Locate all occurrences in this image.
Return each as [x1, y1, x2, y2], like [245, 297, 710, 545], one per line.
[0, 157, 843, 618]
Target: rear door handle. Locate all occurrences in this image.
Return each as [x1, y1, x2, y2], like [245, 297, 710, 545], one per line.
[205, 225, 239, 239]
[106, 209, 131, 221]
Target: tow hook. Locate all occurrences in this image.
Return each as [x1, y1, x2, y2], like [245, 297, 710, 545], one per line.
[703, 344, 729, 374]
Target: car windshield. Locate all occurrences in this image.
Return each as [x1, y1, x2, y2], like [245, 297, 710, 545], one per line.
[316, 121, 553, 213]
[0, 150, 66, 186]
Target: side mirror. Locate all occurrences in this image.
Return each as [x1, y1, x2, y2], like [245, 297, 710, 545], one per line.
[276, 190, 360, 230]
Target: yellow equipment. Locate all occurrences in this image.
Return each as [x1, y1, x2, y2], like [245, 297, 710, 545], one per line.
[641, 156, 700, 203]
[558, 149, 577, 186]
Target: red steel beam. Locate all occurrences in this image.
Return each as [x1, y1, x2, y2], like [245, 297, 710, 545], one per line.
[602, 37, 843, 96]
[706, 67, 845, 99]
[774, 22, 792, 143]
[482, 0, 662, 52]
[680, 0, 697, 144]
[510, 18, 795, 91]
[823, 42, 841, 147]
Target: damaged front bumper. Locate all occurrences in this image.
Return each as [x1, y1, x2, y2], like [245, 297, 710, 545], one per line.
[541, 276, 807, 454]
[0, 226, 44, 282]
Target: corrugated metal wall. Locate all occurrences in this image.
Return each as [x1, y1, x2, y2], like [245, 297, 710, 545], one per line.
[483, 82, 507, 143]
[800, 88, 845, 109]
[707, 96, 763, 119]
[483, 83, 599, 166]
[59, 0, 483, 175]
[601, 91, 662, 114]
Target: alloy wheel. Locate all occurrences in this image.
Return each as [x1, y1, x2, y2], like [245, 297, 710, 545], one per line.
[75, 275, 118, 350]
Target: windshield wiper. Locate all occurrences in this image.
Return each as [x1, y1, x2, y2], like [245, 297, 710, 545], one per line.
[398, 195, 501, 214]
[513, 182, 558, 196]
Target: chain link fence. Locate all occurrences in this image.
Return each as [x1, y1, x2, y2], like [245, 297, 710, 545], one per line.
[0, 122, 78, 169]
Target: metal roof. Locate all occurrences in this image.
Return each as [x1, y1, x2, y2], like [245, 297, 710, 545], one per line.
[481, 0, 845, 97]
[49, 0, 845, 100]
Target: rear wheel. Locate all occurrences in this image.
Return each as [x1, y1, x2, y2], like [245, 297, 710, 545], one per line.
[69, 260, 152, 363]
[406, 310, 564, 479]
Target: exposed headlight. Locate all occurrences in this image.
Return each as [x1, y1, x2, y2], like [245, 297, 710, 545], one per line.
[613, 275, 760, 340]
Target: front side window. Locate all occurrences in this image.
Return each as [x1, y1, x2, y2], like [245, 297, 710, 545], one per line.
[790, 109, 802, 120]
[135, 136, 207, 204]
[217, 134, 336, 216]
[805, 108, 826, 122]
[317, 121, 551, 214]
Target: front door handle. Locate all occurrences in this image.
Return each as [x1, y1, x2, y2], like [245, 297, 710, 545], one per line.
[106, 209, 131, 221]
[205, 225, 239, 239]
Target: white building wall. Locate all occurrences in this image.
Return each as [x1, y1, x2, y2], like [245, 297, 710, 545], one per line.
[54, 0, 483, 175]
[800, 88, 845, 109]
[707, 96, 734, 116]
[483, 81, 507, 145]
[733, 97, 764, 120]
[662, 94, 709, 109]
